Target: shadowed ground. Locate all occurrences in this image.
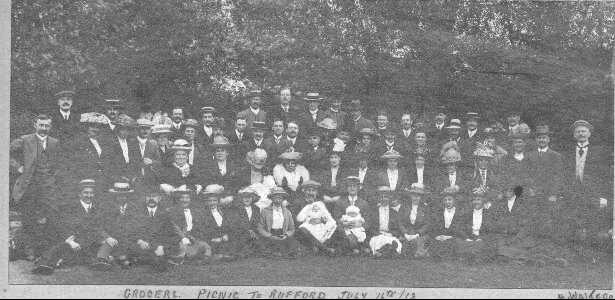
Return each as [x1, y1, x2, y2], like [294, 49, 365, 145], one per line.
[9, 257, 612, 289]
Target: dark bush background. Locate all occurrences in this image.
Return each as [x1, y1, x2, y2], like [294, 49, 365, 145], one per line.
[11, 0, 614, 151]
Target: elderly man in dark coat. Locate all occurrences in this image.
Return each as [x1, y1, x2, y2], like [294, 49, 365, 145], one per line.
[10, 114, 63, 259]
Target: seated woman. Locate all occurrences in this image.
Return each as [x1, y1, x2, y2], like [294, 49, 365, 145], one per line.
[158, 139, 203, 196]
[428, 186, 466, 261]
[295, 180, 338, 256]
[367, 186, 403, 258]
[398, 184, 431, 259]
[257, 187, 300, 258]
[200, 184, 237, 261]
[273, 151, 310, 195]
[455, 187, 497, 264]
[237, 149, 277, 210]
[231, 186, 262, 258]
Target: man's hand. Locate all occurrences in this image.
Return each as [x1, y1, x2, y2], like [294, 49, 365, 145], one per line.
[211, 238, 222, 243]
[137, 239, 150, 250]
[269, 235, 282, 241]
[105, 237, 119, 247]
[143, 158, 153, 166]
[548, 195, 558, 203]
[222, 234, 229, 242]
[181, 237, 191, 245]
[66, 238, 81, 251]
[599, 198, 608, 209]
[435, 235, 452, 241]
[281, 177, 289, 188]
[17, 166, 24, 174]
[154, 246, 164, 257]
[248, 230, 257, 240]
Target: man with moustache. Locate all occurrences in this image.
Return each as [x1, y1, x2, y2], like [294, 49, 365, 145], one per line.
[269, 87, 300, 124]
[263, 119, 292, 165]
[199, 106, 217, 147]
[10, 114, 62, 260]
[50, 90, 80, 144]
[169, 106, 185, 140]
[237, 89, 268, 130]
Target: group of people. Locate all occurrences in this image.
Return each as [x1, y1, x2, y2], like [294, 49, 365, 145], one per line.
[9, 88, 612, 276]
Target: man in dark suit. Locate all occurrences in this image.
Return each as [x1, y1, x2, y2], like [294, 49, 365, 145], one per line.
[227, 117, 250, 149]
[181, 119, 210, 170]
[107, 115, 141, 181]
[302, 128, 329, 172]
[428, 186, 466, 260]
[369, 150, 411, 194]
[398, 185, 432, 258]
[241, 121, 267, 156]
[263, 119, 291, 166]
[169, 106, 185, 140]
[269, 87, 301, 125]
[284, 120, 309, 153]
[460, 112, 482, 145]
[340, 152, 377, 195]
[298, 92, 327, 135]
[50, 90, 80, 144]
[72, 113, 114, 193]
[198, 106, 217, 147]
[343, 99, 375, 135]
[237, 89, 267, 130]
[396, 113, 415, 145]
[365, 186, 403, 257]
[231, 187, 262, 258]
[33, 179, 106, 275]
[150, 124, 174, 168]
[10, 114, 63, 259]
[134, 119, 162, 187]
[323, 97, 346, 132]
[427, 112, 447, 142]
[527, 125, 564, 208]
[167, 187, 212, 263]
[372, 128, 411, 169]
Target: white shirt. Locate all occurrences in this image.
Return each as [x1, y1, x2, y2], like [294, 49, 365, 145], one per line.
[172, 122, 182, 130]
[358, 168, 367, 184]
[287, 137, 297, 146]
[444, 207, 456, 229]
[513, 152, 524, 161]
[235, 129, 243, 141]
[245, 206, 253, 221]
[448, 172, 457, 187]
[538, 147, 549, 153]
[403, 128, 412, 138]
[378, 206, 390, 232]
[507, 196, 516, 212]
[137, 136, 148, 157]
[250, 107, 260, 116]
[576, 142, 589, 182]
[472, 209, 483, 236]
[467, 128, 477, 138]
[385, 140, 395, 151]
[148, 207, 157, 218]
[118, 137, 130, 163]
[435, 123, 444, 130]
[217, 160, 227, 176]
[410, 204, 419, 225]
[479, 169, 487, 186]
[387, 168, 399, 190]
[80, 201, 92, 213]
[203, 126, 213, 137]
[211, 209, 223, 227]
[60, 109, 71, 120]
[508, 124, 519, 134]
[271, 206, 284, 230]
[281, 104, 290, 113]
[273, 135, 283, 144]
[309, 109, 319, 121]
[254, 138, 263, 148]
[348, 195, 357, 206]
[330, 166, 339, 187]
[184, 208, 193, 232]
[36, 134, 48, 150]
[89, 138, 102, 157]
[416, 167, 424, 185]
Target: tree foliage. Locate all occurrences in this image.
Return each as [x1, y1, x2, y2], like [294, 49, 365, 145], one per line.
[11, 0, 615, 145]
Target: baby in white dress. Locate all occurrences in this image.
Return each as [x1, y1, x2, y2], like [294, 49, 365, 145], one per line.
[340, 205, 366, 243]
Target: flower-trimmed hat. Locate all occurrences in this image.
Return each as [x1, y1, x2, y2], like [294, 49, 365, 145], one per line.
[109, 180, 134, 194]
[304, 92, 324, 102]
[358, 127, 376, 136]
[446, 119, 462, 130]
[440, 141, 461, 164]
[405, 183, 426, 195]
[112, 114, 137, 128]
[317, 118, 338, 130]
[301, 180, 321, 190]
[80, 112, 109, 125]
[201, 184, 225, 196]
[170, 139, 192, 152]
[442, 185, 460, 195]
[136, 118, 154, 128]
[269, 186, 288, 198]
[473, 143, 494, 159]
[151, 124, 173, 135]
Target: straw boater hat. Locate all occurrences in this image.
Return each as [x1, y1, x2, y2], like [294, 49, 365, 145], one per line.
[405, 183, 426, 195]
[105, 99, 123, 108]
[182, 119, 199, 129]
[251, 121, 268, 131]
[466, 112, 480, 120]
[377, 186, 393, 194]
[269, 186, 288, 198]
[473, 143, 495, 159]
[317, 118, 338, 131]
[301, 180, 321, 190]
[440, 141, 461, 164]
[170, 139, 192, 152]
[279, 151, 303, 161]
[201, 184, 225, 196]
[534, 125, 552, 137]
[446, 119, 462, 130]
[55, 90, 75, 98]
[211, 135, 232, 149]
[381, 149, 403, 160]
[442, 185, 460, 195]
[109, 180, 134, 194]
[79, 179, 96, 189]
[344, 176, 361, 184]
[304, 92, 324, 102]
[173, 185, 193, 197]
[80, 112, 109, 126]
[237, 186, 259, 199]
[151, 124, 172, 135]
[136, 118, 154, 128]
[358, 127, 376, 136]
[571, 120, 593, 132]
[200, 106, 216, 115]
[248, 89, 262, 98]
[112, 114, 137, 128]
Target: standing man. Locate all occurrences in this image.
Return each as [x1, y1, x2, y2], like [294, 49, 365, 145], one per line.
[228, 117, 250, 161]
[169, 106, 185, 140]
[371, 150, 411, 193]
[299, 92, 327, 134]
[73, 113, 113, 192]
[182, 119, 209, 169]
[263, 119, 291, 163]
[237, 89, 267, 130]
[397, 113, 414, 145]
[102, 99, 124, 140]
[505, 111, 528, 137]
[285, 121, 309, 153]
[269, 87, 299, 125]
[527, 125, 564, 205]
[50, 90, 80, 144]
[344, 99, 375, 135]
[324, 97, 346, 132]
[199, 107, 216, 147]
[135, 119, 162, 186]
[108, 115, 140, 181]
[10, 114, 62, 260]
[428, 112, 447, 142]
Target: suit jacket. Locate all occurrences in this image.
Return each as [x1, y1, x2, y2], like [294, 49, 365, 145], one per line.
[201, 208, 236, 241]
[526, 149, 564, 197]
[298, 109, 327, 135]
[365, 205, 402, 237]
[407, 165, 435, 188]
[432, 170, 470, 195]
[343, 115, 375, 134]
[372, 140, 411, 161]
[468, 168, 501, 192]
[398, 204, 432, 237]
[340, 166, 378, 189]
[492, 196, 530, 236]
[233, 205, 262, 234]
[168, 205, 208, 242]
[107, 136, 141, 179]
[99, 202, 143, 243]
[58, 201, 105, 246]
[202, 159, 241, 192]
[70, 135, 112, 185]
[302, 146, 329, 172]
[269, 105, 301, 125]
[332, 194, 370, 222]
[429, 208, 466, 239]
[501, 153, 533, 189]
[313, 167, 344, 195]
[50, 109, 80, 144]
[369, 168, 412, 192]
[323, 109, 347, 132]
[565, 144, 613, 200]
[10, 134, 61, 202]
[132, 204, 174, 248]
[237, 108, 267, 130]
[258, 205, 295, 237]
[460, 208, 496, 239]
[284, 136, 310, 153]
[427, 123, 447, 142]
[262, 135, 292, 164]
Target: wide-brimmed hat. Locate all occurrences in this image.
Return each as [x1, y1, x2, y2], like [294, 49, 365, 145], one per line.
[376, 186, 393, 194]
[358, 127, 376, 136]
[317, 118, 337, 130]
[471, 186, 488, 198]
[381, 150, 403, 160]
[211, 135, 232, 149]
[136, 118, 154, 128]
[173, 185, 193, 197]
[55, 90, 75, 98]
[109, 181, 134, 193]
[446, 119, 462, 130]
[571, 120, 593, 132]
[466, 112, 480, 120]
[237, 186, 259, 199]
[246, 148, 268, 165]
[534, 125, 552, 136]
[269, 187, 288, 197]
[343, 176, 361, 184]
[405, 183, 426, 195]
[151, 124, 173, 135]
[304, 92, 324, 102]
[441, 141, 461, 164]
[201, 184, 225, 196]
[182, 119, 199, 129]
[442, 185, 460, 195]
[301, 180, 321, 190]
[170, 139, 192, 152]
[80, 112, 109, 125]
[279, 151, 303, 161]
[474, 144, 494, 159]
[251, 121, 268, 131]
[112, 114, 137, 128]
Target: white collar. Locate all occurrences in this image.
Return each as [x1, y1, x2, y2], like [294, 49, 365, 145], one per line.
[538, 147, 549, 152]
[236, 129, 243, 137]
[577, 141, 589, 148]
[80, 200, 92, 210]
[508, 195, 516, 203]
[250, 107, 260, 115]
[445, 207, 456, 214]
[288, 136, 296, 142]
[137, 136, 148, 143]
[473, 208, 483, 214]
[35, 134, 48, 142]
[60, 109, 70, 117]
[385, 140, 395, 146]
[392, 204, 401, 212]
[309, 109, 318, 115]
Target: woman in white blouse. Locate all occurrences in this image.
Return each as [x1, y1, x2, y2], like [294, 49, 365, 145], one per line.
[295, 180, 337, 255]
[273, 151, 310, 192]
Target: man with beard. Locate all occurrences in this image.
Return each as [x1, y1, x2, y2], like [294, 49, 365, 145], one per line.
[269, 87, 300, 125]
[102, 99, 123, 140]
[284, 121, 309, 153]
[181, 119, 209, 169]
[237, 89, 267, 130]
[397, 113, 414, 145]
[10, 114, 62, 260]
[299, 92, 327, 134]
[50, 90, 80, 144]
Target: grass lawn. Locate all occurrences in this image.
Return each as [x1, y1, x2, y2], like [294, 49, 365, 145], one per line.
[9, 256, 613, 289]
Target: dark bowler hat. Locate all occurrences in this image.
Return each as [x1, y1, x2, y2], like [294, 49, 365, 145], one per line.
[182, 119, 199, 129]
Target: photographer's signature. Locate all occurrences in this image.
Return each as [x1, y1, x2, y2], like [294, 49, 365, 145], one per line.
[559, 290, 613, 299]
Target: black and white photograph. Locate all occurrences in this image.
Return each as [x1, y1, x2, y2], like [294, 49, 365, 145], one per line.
[4, 0, 615, 298]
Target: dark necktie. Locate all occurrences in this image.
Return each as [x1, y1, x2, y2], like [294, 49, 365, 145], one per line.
[578, 146, 586, 157]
